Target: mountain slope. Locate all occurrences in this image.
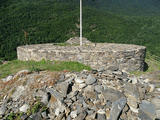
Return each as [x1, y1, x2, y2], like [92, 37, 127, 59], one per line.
[0, 0, 160, 60]
[83, 0, 160, 15]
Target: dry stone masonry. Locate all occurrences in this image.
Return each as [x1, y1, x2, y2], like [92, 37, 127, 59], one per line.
[17, 37, 146, 72]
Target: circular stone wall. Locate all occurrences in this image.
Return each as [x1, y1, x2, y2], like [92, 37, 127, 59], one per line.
[17, 43, 146, 72]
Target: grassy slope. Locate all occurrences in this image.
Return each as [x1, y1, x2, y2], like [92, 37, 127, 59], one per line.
[0, 60, 91, 79]
[0, 0, 160, 60]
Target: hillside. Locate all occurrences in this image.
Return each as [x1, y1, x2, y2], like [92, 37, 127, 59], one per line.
[0, 0, 160, 60]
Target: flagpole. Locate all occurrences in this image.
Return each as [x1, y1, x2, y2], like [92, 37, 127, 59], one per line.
[80, 0, 82, 46]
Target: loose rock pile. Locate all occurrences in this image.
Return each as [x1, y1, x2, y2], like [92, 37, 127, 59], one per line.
[0, 67, 160, 120]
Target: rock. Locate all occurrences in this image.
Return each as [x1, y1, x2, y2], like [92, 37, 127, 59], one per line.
[85, 74, 96, 85]
[70, 110, 78, 119]
[46, 88, 64, 102]
[75, 111, 87, 120]
[0, 104, 6, 115]
[55, 81, 70, 97]
[41, 111, 47, 119]
[94, 85, 103, 93]
[130, 76, 138, 84]
[2, 75, 13, 82]
[97, 113, 106, 120]
[97, 109, 106, 120]
[11, 85, 26, 101]
[151, 97, 160, 118]
[148, 84, 155, 92]
[75, 78, 85, 84]
[85, 112, 96, 120]
[107, 65, 119, 71]
[30, 112, 42, 120]
[124, 83, 140, 112]
[138, 109, 152, 120]
[13, 69, 30, 78]
[109, 97, 127, 120]
[19, 104, 30, 113]
[79, 83, 87, 89]
[139, 100, 156, 119]
[124, 83, 140, 101]
[102, 88, 125, 102]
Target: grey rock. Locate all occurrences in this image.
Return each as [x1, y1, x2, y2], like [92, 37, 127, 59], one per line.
[97, 109, 106, 120]
[109, 97, 127, 120]
[66, 115, 72, 120]
[75, 111, 87, 120]
[30, 112, 42, 120]
[94, 85, 103, 93]
[46, 88, 64, 102]
[107, 65, 119, 71]
[124, 83, 140, 101]
[2, 75, 13, 82]
[41, 111, 47, 119]
[138, 109, 152, 120]
[0, 104, 6, 115]
[97, 113, 106, 120]
[55, 81, 70, 97]
[139, 100, 156, 119]
[102, 88, 125, 102]
[85, 74, 96, 85]
[19, 104, 30, 113]
[11, 85, 26, 101]
[70, 110, 78, 118]
[41, 93, 49, 105]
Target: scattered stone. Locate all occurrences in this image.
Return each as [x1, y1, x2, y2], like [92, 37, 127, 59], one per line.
[75, 111, 87, 120]
[139, 100, 156, 119]
[95, 85, 103, 93]
[85, 74, 96, 85]
[19, 104, 30, 113]
[0, 67, 159, 120]
[109, 97, 127, 120]
[46, 88, 64, 102]
[2, 75, 13, 82]
[0, 104, 6, 115]
[102, 88, 125, 102]
[70, 110, 78, 119]
[11, 85, 26, 101]
[75, 78, 85, 84]
[55, 81, 70, 97]
[107, 65, 119, 71]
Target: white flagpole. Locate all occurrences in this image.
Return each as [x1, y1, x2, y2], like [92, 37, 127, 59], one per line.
[80, 0, 82, 46]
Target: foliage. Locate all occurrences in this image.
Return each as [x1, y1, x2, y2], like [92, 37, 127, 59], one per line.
[0, 0, 160, 60]
[0, 60, 91, 79]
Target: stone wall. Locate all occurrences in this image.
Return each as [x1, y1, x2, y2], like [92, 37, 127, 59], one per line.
[17, 40, 146, 72]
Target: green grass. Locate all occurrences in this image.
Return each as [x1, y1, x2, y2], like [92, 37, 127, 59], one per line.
[0, 60, 91, 79]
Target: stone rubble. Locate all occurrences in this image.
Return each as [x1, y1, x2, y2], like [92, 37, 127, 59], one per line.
[0, 67, 160, 120]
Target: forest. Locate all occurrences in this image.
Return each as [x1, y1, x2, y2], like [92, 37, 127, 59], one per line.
[0, 0, 160, 60]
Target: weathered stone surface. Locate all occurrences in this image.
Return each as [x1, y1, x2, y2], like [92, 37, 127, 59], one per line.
[85, 74, 96, 85]
[0, 104, 6, 115]
[109, 97, 127, 120]
[139, 100, 156, 119]
[19, 104, 30, 113]
[102, 88, 125, 102]
[17, 42, 146, 72]
[11, 85, 26, 101]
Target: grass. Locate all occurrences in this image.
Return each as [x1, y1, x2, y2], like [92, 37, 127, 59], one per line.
[0, 60, 91, 79]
